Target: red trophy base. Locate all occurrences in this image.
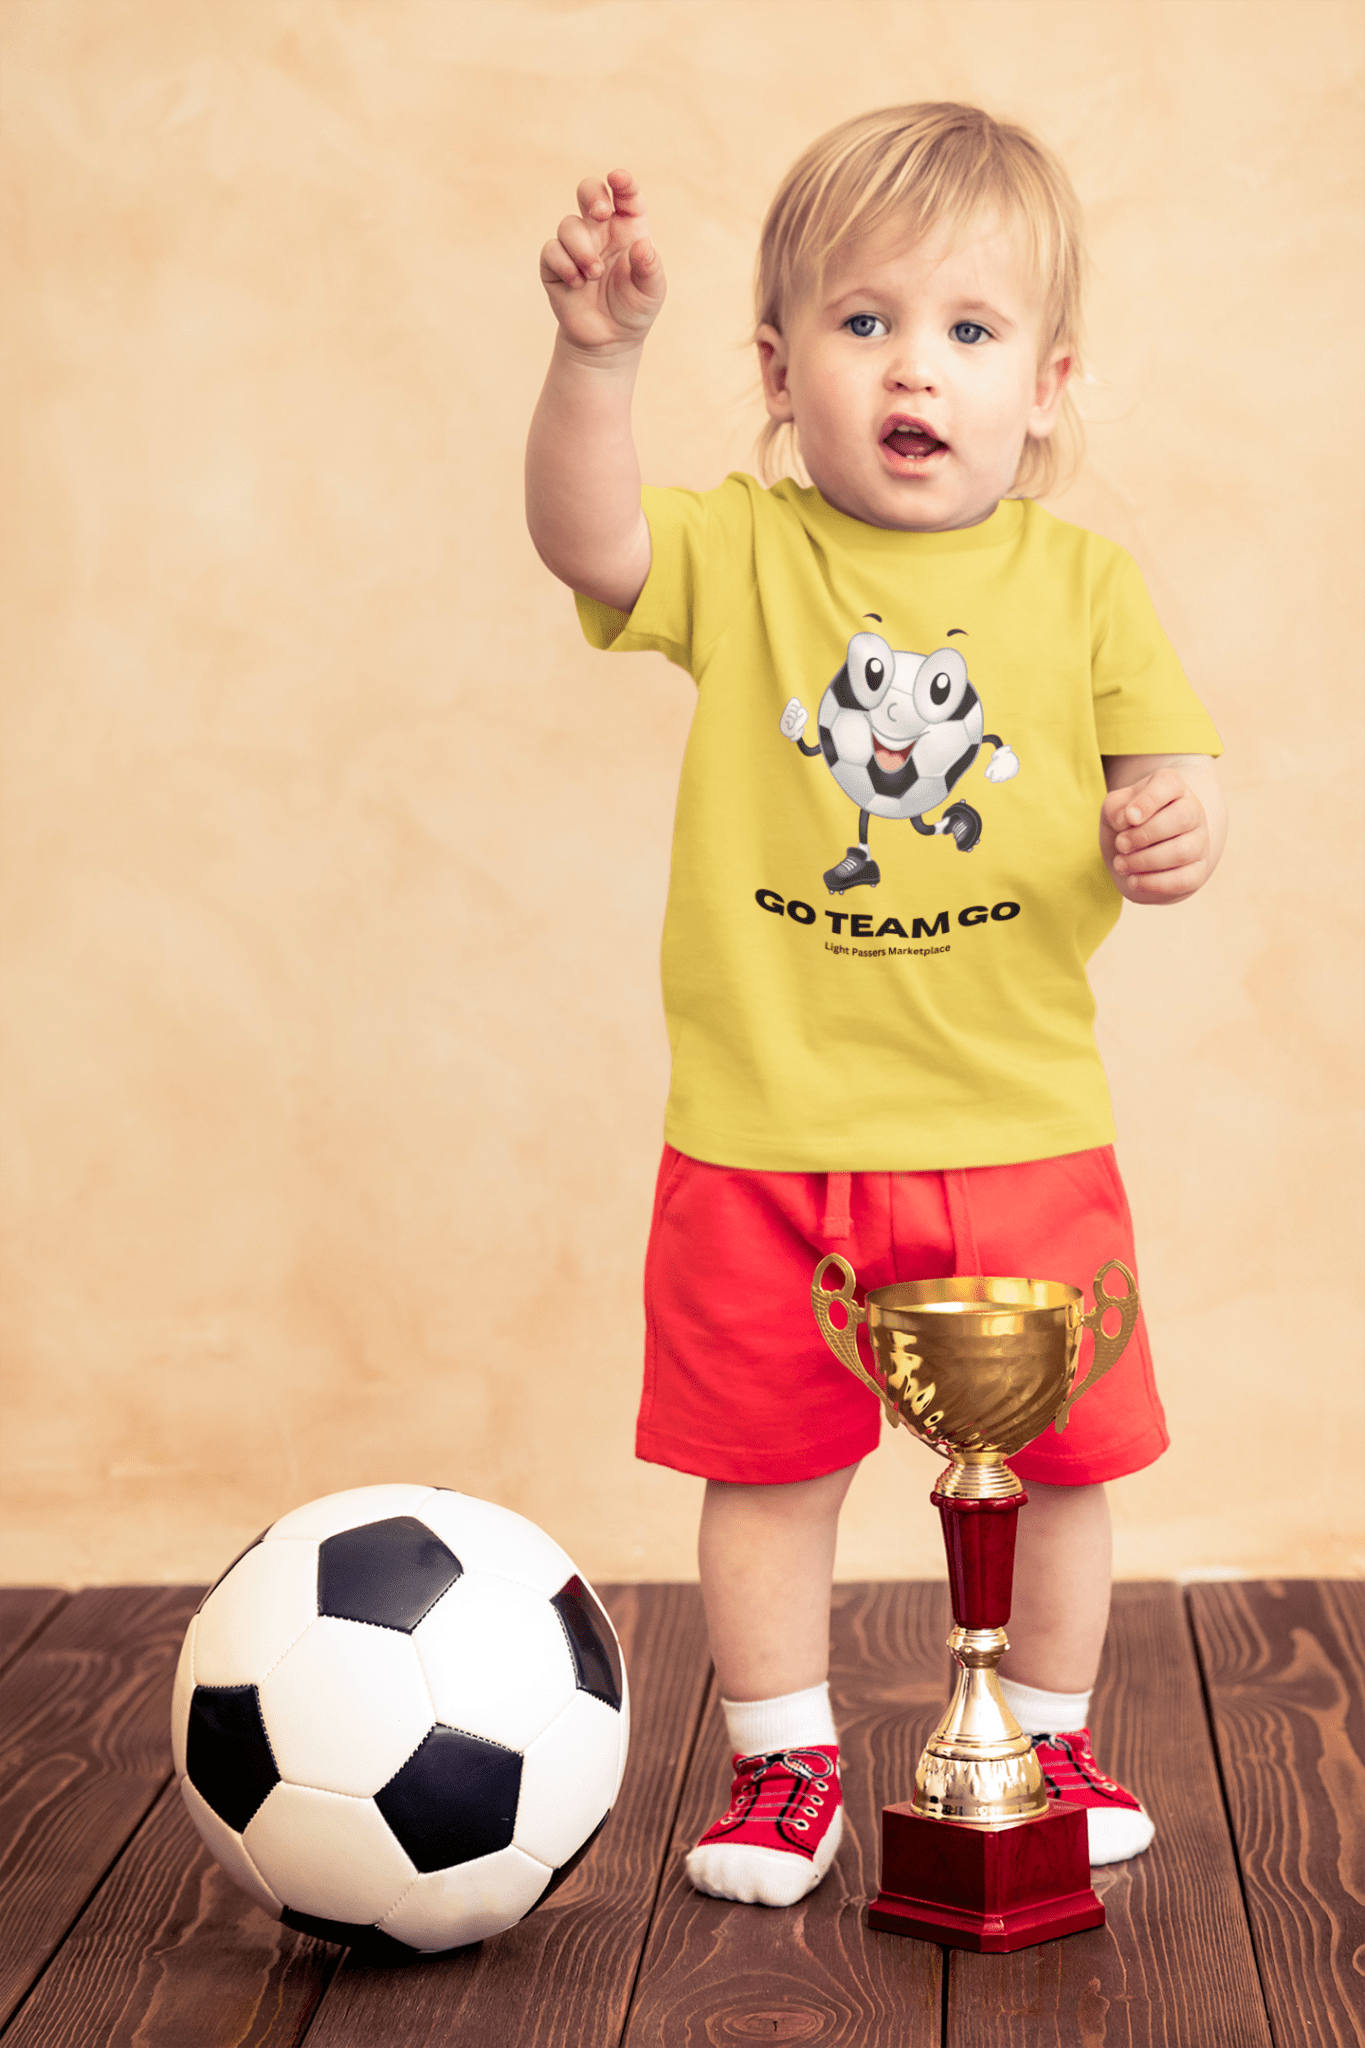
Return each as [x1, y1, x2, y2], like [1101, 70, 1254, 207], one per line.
[868, 1799, 1105, 1952]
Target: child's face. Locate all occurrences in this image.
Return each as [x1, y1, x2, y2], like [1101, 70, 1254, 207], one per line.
[757, 213, 1071, 531]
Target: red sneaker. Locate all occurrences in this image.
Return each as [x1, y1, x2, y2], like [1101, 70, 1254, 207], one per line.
[1032, 1728, 1155, 1864]
[684, 1745, 844, 1905]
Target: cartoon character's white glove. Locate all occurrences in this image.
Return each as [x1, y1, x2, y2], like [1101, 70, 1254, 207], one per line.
[985, 745, 1020, 783]
[779, 698, 809, 741]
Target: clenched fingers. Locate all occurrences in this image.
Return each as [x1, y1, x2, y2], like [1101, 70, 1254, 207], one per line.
[1101, 766, 1189, 836]
[1111, 826, 1206, 877]
[1109, 794, 1204, 858]
[550, 211, 610, 283]
[578, 169, 647, 221]
[543, 171, 652, 290]
[1101, 768, 1211, 900]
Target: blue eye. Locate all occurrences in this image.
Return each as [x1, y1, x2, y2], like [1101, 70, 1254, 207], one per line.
[846, 314, 887, 339]
[951, 322, 989, 345]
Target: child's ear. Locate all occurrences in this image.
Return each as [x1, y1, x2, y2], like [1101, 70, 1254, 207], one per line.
[1028, 346, 1072, 440]
[756, 324, 794, 422]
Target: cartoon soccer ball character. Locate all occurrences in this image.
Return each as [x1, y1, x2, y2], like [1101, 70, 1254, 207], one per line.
[780, 628, 1018, 892]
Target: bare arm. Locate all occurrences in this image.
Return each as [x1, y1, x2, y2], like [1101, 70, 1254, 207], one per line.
[526, 170, 664, 612]
[1099, 753, 1226, 904]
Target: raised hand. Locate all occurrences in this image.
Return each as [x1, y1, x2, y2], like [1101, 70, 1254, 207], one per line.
[539, 170, 666, 355]
[1100, 761, 1218, 904]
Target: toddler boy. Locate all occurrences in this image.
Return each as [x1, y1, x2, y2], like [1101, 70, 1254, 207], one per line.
[526, 103, 1224, 1909]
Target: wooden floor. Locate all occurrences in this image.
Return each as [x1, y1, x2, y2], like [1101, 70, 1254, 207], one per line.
[1, 1580, 1361, 2048]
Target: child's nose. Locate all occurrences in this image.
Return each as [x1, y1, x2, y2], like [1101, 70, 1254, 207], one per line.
[885, 350, 937, 394]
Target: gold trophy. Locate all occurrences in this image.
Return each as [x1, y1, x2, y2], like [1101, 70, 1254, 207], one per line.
[812, 1257, 1140, 1951]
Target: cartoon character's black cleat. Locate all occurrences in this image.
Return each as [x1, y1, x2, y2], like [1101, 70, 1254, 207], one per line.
[824, 847, 881, 894]
[942, 803, 982, 852]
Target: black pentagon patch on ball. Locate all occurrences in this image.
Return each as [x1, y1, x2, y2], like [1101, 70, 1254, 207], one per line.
[944, 740, 978, 793]
[551, 1576, 623, 1710]
[867, 751, 920, 800]
[375, 1725, 522, 1872]
[317, 1516, 462, 1632]
[281, 1908, 420, 1961]
[818, 721, 839, 769]
[186, 1684, 280, 1832]
[829, 663, 859, 712]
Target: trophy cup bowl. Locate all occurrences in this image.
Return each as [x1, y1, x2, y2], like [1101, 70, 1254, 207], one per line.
[812, 1256, 1140, 1951]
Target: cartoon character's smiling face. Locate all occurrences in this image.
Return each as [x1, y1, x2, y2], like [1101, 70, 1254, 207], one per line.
[817, 631, 984, 821]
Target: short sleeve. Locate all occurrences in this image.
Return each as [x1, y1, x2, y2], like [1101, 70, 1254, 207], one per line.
[1090, 549, 1222, 757]
[575, 476, 759, 677]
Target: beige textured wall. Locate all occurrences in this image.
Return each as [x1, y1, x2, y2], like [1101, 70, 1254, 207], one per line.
[2, 0, 1361, 1589]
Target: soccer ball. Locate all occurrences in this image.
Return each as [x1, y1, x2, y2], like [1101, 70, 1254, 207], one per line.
[817, 633, 986, 822]
[170, 1483, 629, 1953]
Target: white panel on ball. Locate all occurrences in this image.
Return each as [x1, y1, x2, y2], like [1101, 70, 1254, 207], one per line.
[414, 1575, 576, 1751]
[243, 1782, 416, 1924]
[417, 1493, 577, 1596]
[170, 1619, 196, 1780]
[192, 1539, 319, 1687]
[258, 1617, 434, 1797]
[265, 1484, 438, 1543]
[830, 706, 872, 763]
[513, 1691, 621, 1869]
[180, 1778, 285, 1917]
[612, 1685, 631, 1801]
[917, 723, 970, 775]
[378, 1843, 553, 1952]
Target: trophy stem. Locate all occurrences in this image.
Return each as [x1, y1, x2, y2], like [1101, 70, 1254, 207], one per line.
[911, 1459, 1048, 1825]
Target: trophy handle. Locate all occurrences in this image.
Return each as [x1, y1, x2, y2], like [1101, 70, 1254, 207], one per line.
[1055, 1259, 1140, 1431]
[810, 1254, 901, 1429]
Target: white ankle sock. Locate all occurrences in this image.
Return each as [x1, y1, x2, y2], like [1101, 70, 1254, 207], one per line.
[721, 1682, 837, 1756]
[997, 1675, 1092, 1735]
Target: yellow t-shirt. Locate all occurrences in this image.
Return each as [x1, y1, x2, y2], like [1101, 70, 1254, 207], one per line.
[577, 475, 1221, 1172]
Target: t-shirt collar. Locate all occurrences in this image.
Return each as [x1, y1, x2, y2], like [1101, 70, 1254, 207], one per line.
[774, 478, 1026, 555]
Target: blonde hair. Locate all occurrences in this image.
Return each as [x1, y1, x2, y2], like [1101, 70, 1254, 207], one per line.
[754, 103, 1086, 498]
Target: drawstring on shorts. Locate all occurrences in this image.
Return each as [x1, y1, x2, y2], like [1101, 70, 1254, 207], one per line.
[819, 1167, 983, 1272]
[943, 1168, 983, 1276]
[822, 1173, 852, 1239]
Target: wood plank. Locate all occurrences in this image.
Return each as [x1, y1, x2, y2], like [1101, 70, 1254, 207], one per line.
[3, 1777, 340, 2048]
[1187, 1579, 1365, 2048]
[0, 1583, 201, 2026]
[0, 1588, 69, 1677]
[301, 1583, 712, 2048]
[947, 1581, 1274, 2048]
[621, 1580, 948, 2046]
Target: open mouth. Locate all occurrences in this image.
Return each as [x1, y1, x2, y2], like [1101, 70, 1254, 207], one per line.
[881, 417, 947, 465]
[872, 739, 913, 772]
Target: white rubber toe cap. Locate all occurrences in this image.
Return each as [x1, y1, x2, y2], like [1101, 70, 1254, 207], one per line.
[1087, 1802, 1155, 1865]
[685, 1806, 843, 1906]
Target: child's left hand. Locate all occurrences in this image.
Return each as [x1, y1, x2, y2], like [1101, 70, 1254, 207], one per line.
[1100, 754, 1225, 905]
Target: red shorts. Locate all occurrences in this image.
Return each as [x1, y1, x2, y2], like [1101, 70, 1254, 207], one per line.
[639, 1145, 1166, 1488]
